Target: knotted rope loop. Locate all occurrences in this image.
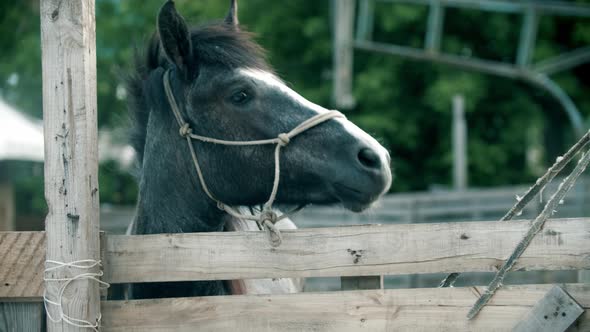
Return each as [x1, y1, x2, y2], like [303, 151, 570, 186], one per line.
[179, 123, 193, 137]
[43, 259, 110, 331]
[260, 209, 279, 225]
[260, 209, 282, 247]
[163, 69, 344, 246]
[264, 221, 283, 247]
[277, 133, 290, 146]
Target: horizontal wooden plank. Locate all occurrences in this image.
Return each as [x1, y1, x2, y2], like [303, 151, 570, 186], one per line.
[105, 218, 590, 283]
[413, 202, 521, 216]
[513, 286, 584, 332]
[2, 218, 589, 298]
[101, 284, 589, 331]
[377, 177, 589, 204]
[225, 214, 303, 295]
[379, 186, 531, 204]
[301, 201, 532, 218]
[0, 302, 45, 332]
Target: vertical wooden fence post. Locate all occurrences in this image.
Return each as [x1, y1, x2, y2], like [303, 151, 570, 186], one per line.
[0, 181, 15, 231]
[41, 0, 101, 331]
[355, 0, 374, 42]
[453, 94, 467, 191]
[332, 0, 356, 109]
[425, 0, 444, 54]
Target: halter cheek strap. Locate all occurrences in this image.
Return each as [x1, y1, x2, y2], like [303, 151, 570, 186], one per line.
[162, 69, 344, 246]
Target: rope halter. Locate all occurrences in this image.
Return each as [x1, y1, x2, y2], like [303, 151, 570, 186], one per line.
[162, 69, 345, 246]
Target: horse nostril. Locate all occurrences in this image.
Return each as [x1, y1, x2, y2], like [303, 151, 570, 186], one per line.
[357, 148, 381, 170]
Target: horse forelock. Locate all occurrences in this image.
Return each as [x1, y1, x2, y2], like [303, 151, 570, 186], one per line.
[126, 21, 271, 173]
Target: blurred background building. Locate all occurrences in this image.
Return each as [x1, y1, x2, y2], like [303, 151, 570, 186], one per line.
[0, 98, 43, 231]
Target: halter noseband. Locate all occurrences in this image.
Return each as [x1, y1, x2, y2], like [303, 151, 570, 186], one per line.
[162, 69, 344, 246]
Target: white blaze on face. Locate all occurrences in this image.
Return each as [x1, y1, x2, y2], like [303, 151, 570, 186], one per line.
[239, 68, 327, 114]
[238, 68, 390, 168]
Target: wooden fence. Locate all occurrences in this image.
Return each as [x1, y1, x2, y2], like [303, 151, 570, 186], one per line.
[97, 176, 590, 234]
[1, 1, 588, 331]
[294, 176, 590, 227]
[97, 178, 589, 293]
[1, 217, 589, 330]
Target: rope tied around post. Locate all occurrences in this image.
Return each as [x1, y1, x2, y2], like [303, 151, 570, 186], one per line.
[43, 259, 110, 331]
[162, 69, 344, 246]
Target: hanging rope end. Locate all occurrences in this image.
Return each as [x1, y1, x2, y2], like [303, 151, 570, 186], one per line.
[260, 210, 282, 247]
[263, 220, 283, 247]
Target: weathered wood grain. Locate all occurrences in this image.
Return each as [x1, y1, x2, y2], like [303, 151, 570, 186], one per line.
[513, 286, 583, 332]
[0, 232, 45, 300]
[0, 183, 15, 231]
[40, 0, 101, 330]
[225, 214, 303, 294]
[2, 218, 589, 299]
[332, 0, 355, 108]
[100, 284, 589, 332]
[0, 302, 45, 332]
[105, 218, 590, 283]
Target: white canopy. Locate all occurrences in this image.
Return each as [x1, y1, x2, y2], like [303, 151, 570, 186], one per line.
[0, 99, 44, 162]
[0, 98, 136, 166]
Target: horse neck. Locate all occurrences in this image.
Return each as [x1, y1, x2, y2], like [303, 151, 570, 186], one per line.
[134, 192, 227, 235]
[133, 88, 228, 235]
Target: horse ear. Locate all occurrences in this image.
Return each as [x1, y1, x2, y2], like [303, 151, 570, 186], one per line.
[224, 0, 239, 29]
[157, 1, 197, 79]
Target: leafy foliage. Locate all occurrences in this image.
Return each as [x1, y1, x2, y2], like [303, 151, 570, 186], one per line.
[1, 0, 589, 211]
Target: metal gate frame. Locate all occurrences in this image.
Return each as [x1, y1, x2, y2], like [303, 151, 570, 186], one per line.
[332, 0, 590, 136]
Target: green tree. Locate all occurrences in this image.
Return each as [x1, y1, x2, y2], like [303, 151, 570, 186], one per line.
[1, 0, 589, 210]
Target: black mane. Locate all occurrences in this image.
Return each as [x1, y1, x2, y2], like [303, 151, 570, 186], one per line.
[126, 22, 270, 168]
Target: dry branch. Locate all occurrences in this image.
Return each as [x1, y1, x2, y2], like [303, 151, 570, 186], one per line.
[467, 147, 590, 319]
[501, 130, 590, 221]
[440, 130, 590, 288]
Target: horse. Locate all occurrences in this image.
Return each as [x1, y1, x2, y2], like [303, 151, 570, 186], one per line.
[125, 0, 392, 299]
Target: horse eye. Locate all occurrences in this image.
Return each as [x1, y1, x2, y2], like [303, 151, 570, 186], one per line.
[230, 91, 249, 105]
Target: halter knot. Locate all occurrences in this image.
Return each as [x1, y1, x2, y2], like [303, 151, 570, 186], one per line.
[179, 123, 193, 137]
[260, 209, 282, 247]
[162, 69, 343, 247]
[278, 133, 290, 146]
[260, 209, 279, 225]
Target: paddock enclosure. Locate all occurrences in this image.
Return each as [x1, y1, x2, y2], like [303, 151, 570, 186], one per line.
[1, 1, 589, 331]
[1, 217, 589, 331]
